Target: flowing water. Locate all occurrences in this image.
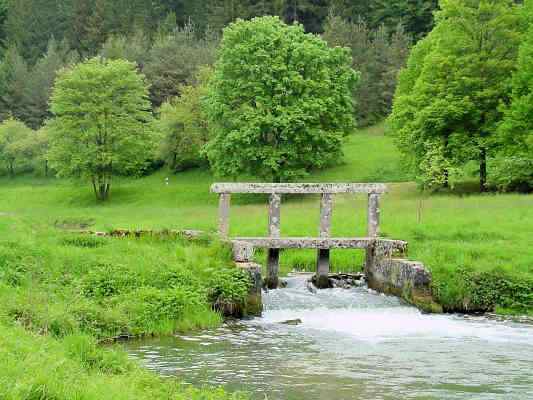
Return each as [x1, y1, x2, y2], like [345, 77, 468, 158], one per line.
[125, 275, 533, 399]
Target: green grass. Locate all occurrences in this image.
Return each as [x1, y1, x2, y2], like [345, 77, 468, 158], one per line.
[0, 224, 251, 398]
[0, 322, 247, 400]
[0, 123, 531, 398]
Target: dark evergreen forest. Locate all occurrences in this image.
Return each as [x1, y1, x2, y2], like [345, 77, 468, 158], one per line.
[0, 0, 437, 129]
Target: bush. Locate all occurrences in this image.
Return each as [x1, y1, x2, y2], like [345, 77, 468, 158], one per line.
[434, 267, 533, 313]
[490, 156, 533, 193]
[81, 263, 141, 299]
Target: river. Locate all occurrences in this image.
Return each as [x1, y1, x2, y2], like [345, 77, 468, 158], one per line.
[125, 274, 533, 399]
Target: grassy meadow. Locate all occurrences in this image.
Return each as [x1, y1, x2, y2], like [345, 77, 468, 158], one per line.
[1, 124, 532, 312]
[0, 124, 531, 398]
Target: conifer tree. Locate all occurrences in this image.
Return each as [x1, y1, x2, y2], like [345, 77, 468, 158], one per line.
[0, 46, 29, 122]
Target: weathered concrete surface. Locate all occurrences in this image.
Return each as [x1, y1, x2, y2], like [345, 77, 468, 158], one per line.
[218, 193, 231, 237]
[233, 237, 376, 249]
[268, 193, 281, 238]
[81, 228, 205, 239]
[366, 241, 442, 313]
[236, 262, 263, 316]
[367, 193, 380, 237]
[232, 240, 255, 262]
[211, 182, 387, 194]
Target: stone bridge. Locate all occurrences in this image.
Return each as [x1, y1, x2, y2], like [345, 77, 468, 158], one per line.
[211, 183, 441, 313]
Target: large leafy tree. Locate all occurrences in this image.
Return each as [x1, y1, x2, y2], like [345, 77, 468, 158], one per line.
[497, 0, 533, 191]
[205, 16, 357, 182]
[48, 58, 154, 201]
[388, 0, 523, 191]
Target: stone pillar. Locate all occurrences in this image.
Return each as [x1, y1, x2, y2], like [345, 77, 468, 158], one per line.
[367, 193, 380, 237]
[218, 193, 231, 237]
[238, 262, 263, 316]
[365, 193, 380, 272]
[315, 193, 333, 289]
[265, 193, 281, 289]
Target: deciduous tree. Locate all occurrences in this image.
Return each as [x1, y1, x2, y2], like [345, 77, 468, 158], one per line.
[157, 67, 211, 172]
[497, 0, 533, 191]
[48, 58, 154, 201]
[0, 117, 33, 176]
[388, 0, 523, 191]
[204, 16, 357, 182]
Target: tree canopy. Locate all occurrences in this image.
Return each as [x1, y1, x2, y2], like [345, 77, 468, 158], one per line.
[48, 58, 154, 200]
[204, 16, 357, 182]
[0, 117, 33, 176]
[496, 0, 533, 191]
[388, 0, 523, 191]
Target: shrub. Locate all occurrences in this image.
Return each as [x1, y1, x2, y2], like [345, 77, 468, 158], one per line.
[490, 156, 533, 193]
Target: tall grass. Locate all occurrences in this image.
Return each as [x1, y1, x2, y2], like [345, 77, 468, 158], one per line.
[0, 322, 247, 400]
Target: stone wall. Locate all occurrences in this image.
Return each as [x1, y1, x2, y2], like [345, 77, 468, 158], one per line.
[365, 241, 442, 313]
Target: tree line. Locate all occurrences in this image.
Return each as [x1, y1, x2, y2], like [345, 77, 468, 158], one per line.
[0, 0, 437, 62]
[1, 0, 531, 196]
[1, 16, 359, 199]
[0, 6, 412, 189]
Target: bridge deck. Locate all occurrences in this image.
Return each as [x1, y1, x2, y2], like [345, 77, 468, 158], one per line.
[233, 237, 374, 249]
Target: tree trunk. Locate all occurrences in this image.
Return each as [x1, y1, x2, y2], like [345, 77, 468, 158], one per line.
[8, 161, 14, 178]
[44, 160, 48, 177]
[480, 147, 487, 192]
[443, 168, 449, 189]
[93, 174, 111, 201]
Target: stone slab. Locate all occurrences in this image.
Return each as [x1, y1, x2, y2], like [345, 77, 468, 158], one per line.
[211, 183, 387, 194]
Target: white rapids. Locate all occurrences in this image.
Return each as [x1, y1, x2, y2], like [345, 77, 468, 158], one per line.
[126, 274, 533, 400]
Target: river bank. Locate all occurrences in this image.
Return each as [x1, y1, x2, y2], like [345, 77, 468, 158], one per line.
[0, 221, 251, 399]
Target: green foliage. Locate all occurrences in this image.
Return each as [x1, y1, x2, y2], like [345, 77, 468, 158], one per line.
[433, 267, 533, 313]
[0, 117, 33, 176]
[369, 0, 438, 39]
[144, 22, 218, 107]
[208, 268, 251, 304]
[22, 38, 78, 129]
[48, 57, 155, 201]
[0, 323, 248, 399]
[389, 0, 524, 191]
[323, 12, 411, 126]
[497, 1, 533, 192]
[205, 16, 358, 182]
[157, 67, 211, 172]
[0, 0, 6, 51]
[0, 45, 28, 122]
[100, 31, 150, 66]
[490, 156, 533, 192]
